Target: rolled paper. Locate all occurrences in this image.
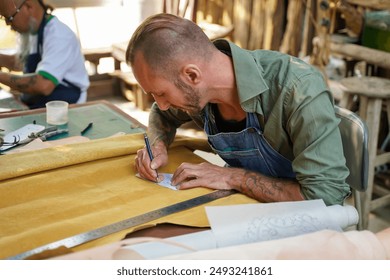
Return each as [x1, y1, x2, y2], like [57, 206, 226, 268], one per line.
[122, 200, 359, 259]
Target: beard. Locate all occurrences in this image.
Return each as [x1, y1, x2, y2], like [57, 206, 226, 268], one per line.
[17, 33, 30, 64]
[17, 17, 37, 64]
[173, 78, 203, 115]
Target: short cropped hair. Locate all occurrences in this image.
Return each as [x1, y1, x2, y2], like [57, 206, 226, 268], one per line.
[126, 13, 215, 78]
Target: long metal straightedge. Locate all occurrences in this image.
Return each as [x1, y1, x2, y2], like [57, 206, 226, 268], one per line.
[8, 190, 235, 260]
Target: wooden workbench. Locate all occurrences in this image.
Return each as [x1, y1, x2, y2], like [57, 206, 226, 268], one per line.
[0, 100, 145, 141]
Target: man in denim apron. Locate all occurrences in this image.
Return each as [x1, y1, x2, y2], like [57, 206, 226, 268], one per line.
[0, 0, 89, 109]
[128, 13, 350, 206]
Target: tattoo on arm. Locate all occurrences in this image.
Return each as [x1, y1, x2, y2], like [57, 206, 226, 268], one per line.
[10, 74, 37, 91]
[238, 171, 299, 202]
[149, 112, 177, 147]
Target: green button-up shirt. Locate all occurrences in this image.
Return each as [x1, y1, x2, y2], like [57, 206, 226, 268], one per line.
[149, 39, 350, 205]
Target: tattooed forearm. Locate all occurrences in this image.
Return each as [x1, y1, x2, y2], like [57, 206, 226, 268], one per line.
[149, 111, 177, 147]
[10, 74, 38, 91]
[234, 170, 304, 203]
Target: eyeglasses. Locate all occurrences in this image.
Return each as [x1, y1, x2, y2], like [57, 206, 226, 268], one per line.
[0, 0, 27, 24]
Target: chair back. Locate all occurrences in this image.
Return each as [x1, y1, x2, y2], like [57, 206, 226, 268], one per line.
[335, 105, 369, 230]
[335, 105, 369, 192]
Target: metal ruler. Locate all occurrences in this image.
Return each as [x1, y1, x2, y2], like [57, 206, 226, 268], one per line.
[8, 189, 235, 260]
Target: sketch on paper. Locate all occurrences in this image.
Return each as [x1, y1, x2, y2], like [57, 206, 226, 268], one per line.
[244, 213, 327, 243]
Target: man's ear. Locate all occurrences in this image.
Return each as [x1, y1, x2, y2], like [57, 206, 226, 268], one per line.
[181, 64, 201, 85]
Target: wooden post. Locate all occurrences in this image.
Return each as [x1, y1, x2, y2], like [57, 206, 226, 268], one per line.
[248, 0, 265, 50]
[300, 0, 315, 57]
[263, 0, 285, 50]
[279, 0, 303, 56]
[222, 0, 234, 28]
[233, 0, 253, 48]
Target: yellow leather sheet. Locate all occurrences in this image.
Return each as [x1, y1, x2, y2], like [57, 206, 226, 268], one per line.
[0, 134, 256, 259]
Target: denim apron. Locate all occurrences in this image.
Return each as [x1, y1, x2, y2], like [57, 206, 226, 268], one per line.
[21, 14, 81, 109]
[204, 105, 296, 179]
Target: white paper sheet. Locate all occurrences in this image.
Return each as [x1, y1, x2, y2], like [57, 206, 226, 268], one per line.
[126, 230, 216, 259]
[0, 89, 14, 100]
[136, 173, 177, 190]
[158, 173, 177, 190]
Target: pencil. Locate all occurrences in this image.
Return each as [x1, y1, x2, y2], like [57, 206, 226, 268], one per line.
[143, 133, 159, 181]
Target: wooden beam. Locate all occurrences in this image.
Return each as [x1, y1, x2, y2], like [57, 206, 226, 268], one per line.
[330, 41, 390, 69]
[346, 0, 390, 10]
